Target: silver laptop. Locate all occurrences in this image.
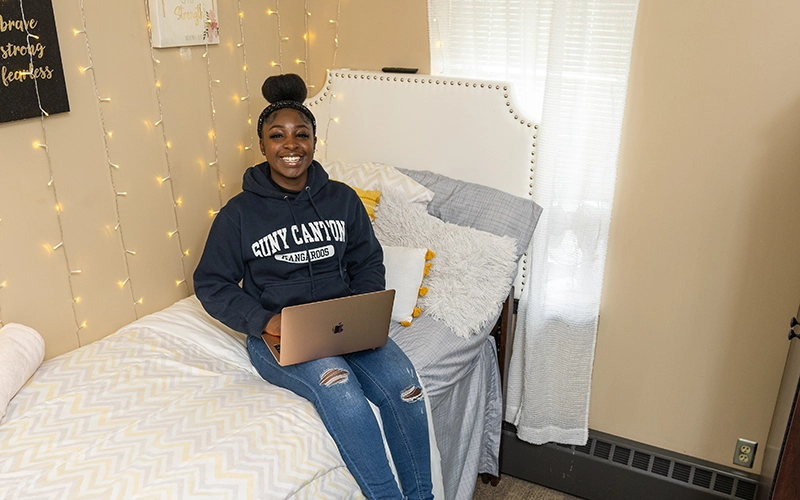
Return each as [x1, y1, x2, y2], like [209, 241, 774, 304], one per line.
[261, 289, 396, 366]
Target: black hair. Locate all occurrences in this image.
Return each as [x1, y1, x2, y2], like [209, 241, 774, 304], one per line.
[261, 73, 307, 103]
[257, 74, 316, 139]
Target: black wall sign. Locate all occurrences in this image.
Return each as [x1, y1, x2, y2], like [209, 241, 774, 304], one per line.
[0, 0, 69, 124]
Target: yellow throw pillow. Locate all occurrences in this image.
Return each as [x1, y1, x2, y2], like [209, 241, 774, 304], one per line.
[351, 186, 381, 220]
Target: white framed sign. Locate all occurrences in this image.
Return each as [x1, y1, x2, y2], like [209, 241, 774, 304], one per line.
[148, 0, 219, 48]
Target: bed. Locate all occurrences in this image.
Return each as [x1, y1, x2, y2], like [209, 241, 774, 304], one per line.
[0, 70, 541, 500]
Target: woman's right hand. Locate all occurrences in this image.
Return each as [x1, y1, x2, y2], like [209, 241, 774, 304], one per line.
[264, 313, 282, 337]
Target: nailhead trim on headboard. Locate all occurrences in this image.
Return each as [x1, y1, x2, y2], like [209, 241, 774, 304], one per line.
[308, 69, 539, 193]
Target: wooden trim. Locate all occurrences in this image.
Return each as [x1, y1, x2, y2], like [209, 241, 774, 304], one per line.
[481, 288, 516, 487]
[770, 375, 800, 499]
[497, 286, 514, 395]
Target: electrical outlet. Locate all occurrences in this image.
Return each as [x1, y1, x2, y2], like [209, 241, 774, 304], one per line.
[733, 438, 757, 468]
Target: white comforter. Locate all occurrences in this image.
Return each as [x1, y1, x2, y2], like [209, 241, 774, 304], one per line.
[0, 296, 443, 499]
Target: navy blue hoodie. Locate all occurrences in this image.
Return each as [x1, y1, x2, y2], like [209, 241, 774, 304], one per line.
[193, 160, 385, 338]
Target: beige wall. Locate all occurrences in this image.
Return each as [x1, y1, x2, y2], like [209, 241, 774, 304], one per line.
[593, 0, 800, 473]
[2, 0, 798, 476]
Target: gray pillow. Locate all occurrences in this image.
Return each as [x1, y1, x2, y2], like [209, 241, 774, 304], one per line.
[398, 169, 542, 259]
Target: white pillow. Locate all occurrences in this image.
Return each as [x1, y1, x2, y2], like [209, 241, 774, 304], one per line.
[383, 246, 430, 326]
[319, 159, 434, 209]
[373, 192, 518, 338]
[0, 323, 45, 420]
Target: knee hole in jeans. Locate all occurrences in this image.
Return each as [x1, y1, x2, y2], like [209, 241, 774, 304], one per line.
[401, 385, 424, 403]
[320, 368, 349, 386]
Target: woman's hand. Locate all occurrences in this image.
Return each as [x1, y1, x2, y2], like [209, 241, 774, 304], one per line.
[264, 313, 282, 337]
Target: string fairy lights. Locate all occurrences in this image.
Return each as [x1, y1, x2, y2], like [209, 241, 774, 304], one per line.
[143, 0, 190, 295]
[77, 0, 140, 317]
[320, 76, 340, 158]
[312, 0, 344, 157]
[235, 0, 255, 162]
[0, 0, 357, 337]
[320, 0, 343, 154]
[297, 1, 310, 85]
[16, 0, 86, 338]
[429, 14, 445, 74]
[203, 23, 224, 211]
[15, 0, 84, 338]
[329, 0, 342, 70]
[267, 1, 286, 71]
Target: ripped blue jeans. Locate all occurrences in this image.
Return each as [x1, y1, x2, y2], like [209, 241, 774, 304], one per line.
[247, 336, 434, 500]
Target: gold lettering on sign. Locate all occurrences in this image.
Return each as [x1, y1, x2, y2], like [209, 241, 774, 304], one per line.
[0, 14, 53, 88]
[1, 62, 54, 87]
[1, 41, 46, 60]
[0, 15, 38, 33]
[173, 4, 204, 26]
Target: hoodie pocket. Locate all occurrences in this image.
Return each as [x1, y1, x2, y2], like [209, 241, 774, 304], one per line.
[259, 272, 352, 311]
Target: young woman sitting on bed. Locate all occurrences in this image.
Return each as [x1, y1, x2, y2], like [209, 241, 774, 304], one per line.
[193, 73, 433, 500]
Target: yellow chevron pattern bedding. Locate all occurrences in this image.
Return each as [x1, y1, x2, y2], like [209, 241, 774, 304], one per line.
[0, 328, 365, 499]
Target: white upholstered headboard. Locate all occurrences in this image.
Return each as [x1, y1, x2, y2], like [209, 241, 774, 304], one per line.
[307, 69, 539, 296]
[307, 70, 537, 200]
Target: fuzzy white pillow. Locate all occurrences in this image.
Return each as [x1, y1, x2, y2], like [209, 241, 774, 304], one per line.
[0, 323, 45, 420]
[320, 159, 434, 209]
[383, 246, 431, 326]
[373, 192, 518, 338]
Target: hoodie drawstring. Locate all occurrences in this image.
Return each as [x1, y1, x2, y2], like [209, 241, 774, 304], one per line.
[305, 187, 347, 283]
[283, 188, 347, 301]
[283, 195, 318, 300]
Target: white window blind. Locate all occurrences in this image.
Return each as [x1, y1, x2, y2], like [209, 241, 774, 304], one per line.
[429, 0, 552, 121]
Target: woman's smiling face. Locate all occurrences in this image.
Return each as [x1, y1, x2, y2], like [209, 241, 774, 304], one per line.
[259, 108, 316, 191]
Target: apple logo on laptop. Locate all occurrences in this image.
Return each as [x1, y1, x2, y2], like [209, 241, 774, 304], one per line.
[332, 322, 344, 334]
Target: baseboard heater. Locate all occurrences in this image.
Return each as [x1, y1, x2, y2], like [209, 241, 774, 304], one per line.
[500, 423, 760, 500]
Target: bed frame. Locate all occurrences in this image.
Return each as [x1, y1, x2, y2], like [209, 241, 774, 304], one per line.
[308, 69, 538, 488]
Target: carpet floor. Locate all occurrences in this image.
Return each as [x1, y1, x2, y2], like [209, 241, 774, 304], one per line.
[472, 475, 582, 499]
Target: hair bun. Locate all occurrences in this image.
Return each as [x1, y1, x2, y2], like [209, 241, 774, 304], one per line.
[261, 74, 307, 104]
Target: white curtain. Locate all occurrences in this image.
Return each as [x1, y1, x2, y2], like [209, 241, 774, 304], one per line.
[428, 0, 639, 445]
